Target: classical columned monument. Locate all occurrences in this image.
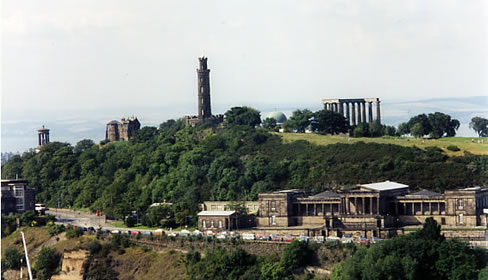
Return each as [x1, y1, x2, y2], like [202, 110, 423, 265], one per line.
[322, 98, 381, 126]
[36, 125, 50, 152]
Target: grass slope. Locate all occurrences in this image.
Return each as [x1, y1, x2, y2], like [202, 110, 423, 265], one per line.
[277, 133, 488, 156]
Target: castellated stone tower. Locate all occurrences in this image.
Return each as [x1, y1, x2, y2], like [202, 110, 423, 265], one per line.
[197, 56, 212, 120]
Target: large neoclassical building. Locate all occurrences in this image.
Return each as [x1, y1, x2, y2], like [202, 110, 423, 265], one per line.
[199, 181, 488, 238]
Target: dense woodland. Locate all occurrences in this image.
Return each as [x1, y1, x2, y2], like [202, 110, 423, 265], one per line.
[2, 114, 488, 224]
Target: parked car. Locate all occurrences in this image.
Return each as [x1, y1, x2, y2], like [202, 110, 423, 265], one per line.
[298, 235, 310, 242]
[192, 230, 203, 237]
[131, 231, 140, 236]
[313, 236, 325, 243]
[143, 231, 152, 236]
[180, 229, 191, 237]
[154, 229, 165, 236]
[242, 233, 256, 240]
[229, 232, 240, 239]
[341, 234, 353, 244]
[111, 230, 120, 234]
[216, 234, 227, 240]
[283, 235, 295, 242]
[167, 231, 178, 237]
[259, 235, 271, 241]
[87, 226, 95, 232]
[271, 234, 282, 242]
[326, 236, 341, 243]
[372, 236, 383, 243]
[359, 236, 369, 244]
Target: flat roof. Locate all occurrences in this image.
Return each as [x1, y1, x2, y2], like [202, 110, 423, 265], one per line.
[359, 181, 409, 192]
[197, 211, 236, 216]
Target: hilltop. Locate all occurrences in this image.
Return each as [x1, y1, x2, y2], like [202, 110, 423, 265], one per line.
[278, 133, 488, 156]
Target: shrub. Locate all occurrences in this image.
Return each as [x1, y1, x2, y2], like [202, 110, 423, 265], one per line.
[48, 224, 65, 236]
[66, 227, 83, 239]
[446, 145, 460, 152]
[34, 247, 61, 280]
[1, 247, 24, 270]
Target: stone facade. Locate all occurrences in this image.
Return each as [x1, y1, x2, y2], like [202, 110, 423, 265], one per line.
[105, 116, 140, 142]
[1, 179, 35, 215]
[197, 211, 239, 231]
[251, 181, 488, 239]
[185, 57, 224, 126]
[322, 98, 381, 126]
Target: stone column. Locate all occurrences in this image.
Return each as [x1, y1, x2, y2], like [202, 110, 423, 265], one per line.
[368, 102, 373, 123]
[421, 203, 424, 215]
[362, 197, 365, 215]
[351, 103, 356, 125]
[357, 103, 362, 123]
[429, 202, 432, 215]
[412, 203, 414, 215]
[314, 204, 317, 216]
[345, 103, 350, 126]
[361, 102, 366, 123]
[376, 197, 380, 214]
[438, 202, 441, 214]
[346, 198, 349, 214]
[306, 204, 309, 216]
[370, 197, 373, 215]
[376, 100, 381, 124]
[354, 197, 358, 214]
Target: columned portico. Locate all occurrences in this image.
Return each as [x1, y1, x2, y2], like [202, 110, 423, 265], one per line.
[322, 98, 382, 126]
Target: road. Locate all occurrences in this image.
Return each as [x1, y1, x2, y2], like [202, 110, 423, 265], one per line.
[47, 208, 124, 231]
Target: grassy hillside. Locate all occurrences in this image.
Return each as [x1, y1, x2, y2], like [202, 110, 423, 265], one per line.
[277, 133, 488, 156]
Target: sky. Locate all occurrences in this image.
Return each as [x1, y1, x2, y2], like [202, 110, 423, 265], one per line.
[1, 0, 487, 152]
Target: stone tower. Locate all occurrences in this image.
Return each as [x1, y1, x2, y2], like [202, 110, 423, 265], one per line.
[197, 57, 212, 120]
[37, 125, 50, 152]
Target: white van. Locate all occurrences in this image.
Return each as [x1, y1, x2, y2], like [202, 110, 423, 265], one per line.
[242, 233, 256, 240]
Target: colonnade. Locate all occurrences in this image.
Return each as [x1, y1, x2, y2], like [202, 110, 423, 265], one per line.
[296, 203, 340, 216]
[38, 127, 50, 146]
[322, 98, 381, 126]
[341, 196, 380, 215]
[393, 201, 445, 215]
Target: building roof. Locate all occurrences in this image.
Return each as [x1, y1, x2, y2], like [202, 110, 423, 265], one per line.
[265, 111, 287, 124]
[107, 120, 120, 125]
[197, 211, 236, 216]
[308, 190, 340, 199]
[407, 189, 441, 197]
[359, 181, 409, 192]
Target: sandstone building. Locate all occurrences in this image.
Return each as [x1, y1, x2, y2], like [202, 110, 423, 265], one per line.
[105, 116, 141, 142]
[199, 181, 488, 239]
[185, 57, 224, 126]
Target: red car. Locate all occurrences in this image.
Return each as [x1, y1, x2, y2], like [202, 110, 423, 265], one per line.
[283, 235, 295, 242]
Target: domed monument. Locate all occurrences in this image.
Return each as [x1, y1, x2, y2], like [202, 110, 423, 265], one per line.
[265, 111, 287, 124]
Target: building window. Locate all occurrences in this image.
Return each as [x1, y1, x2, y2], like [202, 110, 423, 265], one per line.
[203, 220, 206, 228]
[218, 220, 222, 228]
[457, 199, 463, 210]
[271, 215, 276, 225]
[218, 205, 223, 210]
[458, 214, 464, 224]
[271, 201, 276, 211]
[211, 220, 214, 228]
[211, 205, 217, 210]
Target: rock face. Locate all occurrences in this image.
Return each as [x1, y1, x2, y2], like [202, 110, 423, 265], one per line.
[51, 250, 89, 280]
[105, 116, 140, 142]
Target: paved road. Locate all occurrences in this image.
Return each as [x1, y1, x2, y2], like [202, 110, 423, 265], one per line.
[47, 208, 122, 231]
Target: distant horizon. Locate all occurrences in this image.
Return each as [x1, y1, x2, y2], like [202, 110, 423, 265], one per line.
[1, 95, 486, 153]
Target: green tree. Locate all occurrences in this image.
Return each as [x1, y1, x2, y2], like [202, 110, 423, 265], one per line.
[281, 240, 312, 271]
[286, 109, 313, 133]
[369, 121, 384, 137]
[353, 123, 369, 137]
[397, 122, 410, 136]
[74, 139, 95, 154]
[428, 112, 460, 138]
[34, 247, 61, 280]
[1, 247, 25, 270]
[312, 110, 348, 135]
[470, 117, 488, 137]
[384, 125, 397, 136]
[224, 106, 261, 127]
[408, 114, 431, 136]
[262, 118, 277, 130]
[410, 123, 425, 138]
